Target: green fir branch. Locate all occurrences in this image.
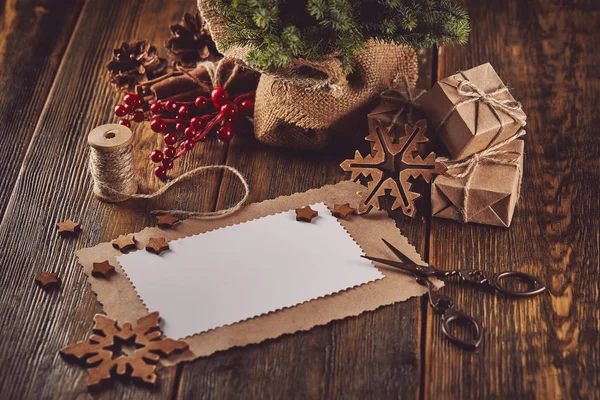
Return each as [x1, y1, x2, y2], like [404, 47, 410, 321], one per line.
[213, 0, 470, 73]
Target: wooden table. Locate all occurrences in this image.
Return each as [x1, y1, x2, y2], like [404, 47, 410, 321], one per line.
[0, 1, 597, 398]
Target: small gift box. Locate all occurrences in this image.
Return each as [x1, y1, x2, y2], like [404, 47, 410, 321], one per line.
[418, 63, 526, 160]
[368, 85, 426, 140]
[431, 139, 524, 227]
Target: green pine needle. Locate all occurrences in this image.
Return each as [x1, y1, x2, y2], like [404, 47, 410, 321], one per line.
[214, 0, 470, 73]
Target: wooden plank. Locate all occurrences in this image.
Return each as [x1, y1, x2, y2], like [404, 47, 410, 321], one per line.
[0, 0, 84, 220]
[0, 1, 221, 398]
[175, 49, 435, 399]
[425, 1, 600, 398]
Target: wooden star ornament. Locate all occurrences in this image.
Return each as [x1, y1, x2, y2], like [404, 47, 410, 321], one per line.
[146, 237, 169, 255]
[156, 214, 179, 229]
[35, 272, 60, 290]
[340, 119, 446, 217]
[92, 260, 116, 278]
[56, 219, 81, 235]
[295, 206, 318, 223]
[331, 204, 355, 219]
[112, 235, 137, 252]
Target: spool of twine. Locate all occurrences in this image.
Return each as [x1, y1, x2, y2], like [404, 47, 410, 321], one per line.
[87, 124, 249, 218]
[88, 124, 137, 202]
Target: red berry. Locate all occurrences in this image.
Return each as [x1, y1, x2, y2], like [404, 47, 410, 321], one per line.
[150, 118, 166, 133]
[184, 126, 196, 140]
[195, 96, 209, 109]
[176, 122, 187, 133]
[119, 119, 131, 128]
[150, 101, 164, 115]
[164, 133, 177, 146]
[122, 103, 134, 115]
[180, 140, 194, 151]
[211, 87, 228, 107]
[240, 99, 254, 114]
[124, 93, 140, 107]
[132, 94, 143, 107]
[132, 110, 145, 123]
[163, 146, 176, 159]
[123, 93, 135, 105]
[178, 105, 191, 118]
[220, 103, 238, 119]
[165, 100, 178, 112]
[224, 116, 238, 127]
[190, 116, 205, 131]
[150, 150, 163, 163]
[162, 158, 174, 170]
[114, 104, 128, 117]
[217, 125, 234, 142]
[154, 165, 167, 179]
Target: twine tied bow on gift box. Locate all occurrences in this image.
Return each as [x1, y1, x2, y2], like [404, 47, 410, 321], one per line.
[437, 75, 527, 136]
[437, 129, 525, 222]
[379, 76, 425, 127]
[436, 72, 527, 158]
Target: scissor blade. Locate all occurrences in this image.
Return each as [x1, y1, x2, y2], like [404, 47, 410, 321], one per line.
[361, 255, 422, 275]
[381, 238, 417, 265]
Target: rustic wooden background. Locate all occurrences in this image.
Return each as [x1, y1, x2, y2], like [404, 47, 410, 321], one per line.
[0, 0, 598, 398]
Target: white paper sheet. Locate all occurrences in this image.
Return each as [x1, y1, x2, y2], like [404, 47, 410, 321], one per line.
[117, 203, 383, 339]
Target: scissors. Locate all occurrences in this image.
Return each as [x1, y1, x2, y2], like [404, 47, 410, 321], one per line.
[362, 239, 546, 350]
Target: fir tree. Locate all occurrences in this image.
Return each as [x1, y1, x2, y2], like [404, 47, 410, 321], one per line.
[214, 0, 470, 73]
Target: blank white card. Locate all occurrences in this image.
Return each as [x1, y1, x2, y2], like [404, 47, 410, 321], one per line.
[117, 203, 383, 339]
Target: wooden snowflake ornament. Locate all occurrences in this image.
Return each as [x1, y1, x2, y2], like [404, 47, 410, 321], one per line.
[340, 119, 446, 216]
[60, 312, 188, 388]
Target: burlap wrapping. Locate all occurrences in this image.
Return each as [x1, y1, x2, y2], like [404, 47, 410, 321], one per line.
[198, 0, 419, 149]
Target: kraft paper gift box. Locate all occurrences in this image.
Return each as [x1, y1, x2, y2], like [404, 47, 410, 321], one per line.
[417, 63, 527, 160]
[431, 139, 524, 228]
[368, 86, 426, 140]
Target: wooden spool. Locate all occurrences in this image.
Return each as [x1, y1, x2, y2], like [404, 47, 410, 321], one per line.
[87, 123, 137, 202]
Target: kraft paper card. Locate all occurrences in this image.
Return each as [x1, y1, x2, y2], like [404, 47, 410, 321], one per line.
[76, 181, 433, 365]
[117, 202, 384, 340]
[431, 140, 524, 227]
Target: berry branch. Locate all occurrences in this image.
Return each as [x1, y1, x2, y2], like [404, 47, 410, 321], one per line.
[114, 89, 255, 179]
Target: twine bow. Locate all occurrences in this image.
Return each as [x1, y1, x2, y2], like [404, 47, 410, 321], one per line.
[437, 129, 526, 222]
[176, 59, 242, 93]
[379, 75, 424, 127]
[437, 75, 526, 150]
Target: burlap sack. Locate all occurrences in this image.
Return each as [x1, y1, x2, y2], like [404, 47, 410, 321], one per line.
[199, 0, 419, 149]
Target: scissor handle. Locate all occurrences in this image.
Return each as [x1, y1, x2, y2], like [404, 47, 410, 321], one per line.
[422, 280, 483, 351]
[441, 310, 483, 351]
[492, 271, 546, 297]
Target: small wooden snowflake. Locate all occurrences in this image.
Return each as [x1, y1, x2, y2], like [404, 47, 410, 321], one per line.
[340, 119, 446, 217]
[60, 312, 188, 388]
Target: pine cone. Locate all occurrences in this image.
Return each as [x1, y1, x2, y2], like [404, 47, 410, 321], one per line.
[165, 12, 221, 68]
[106, 40, 169, 92]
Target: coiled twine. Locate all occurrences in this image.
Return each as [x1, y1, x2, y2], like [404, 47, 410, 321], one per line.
[87, 124, 249, 218]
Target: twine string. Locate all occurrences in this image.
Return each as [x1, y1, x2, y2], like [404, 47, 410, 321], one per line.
[176, 62, 216, 92]
[176, 59, 242, 93]
[89, 143, 249, 219]
[437, 75, 526, 131]
[436, 74, 526, 154]
[88, 61, 252, 219]
[437, 129, 526, 222]
[379, 75, 424, 127]
[89, 143, 137, 199]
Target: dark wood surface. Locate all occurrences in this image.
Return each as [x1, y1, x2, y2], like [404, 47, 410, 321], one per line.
[0, 0, 597, 399]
